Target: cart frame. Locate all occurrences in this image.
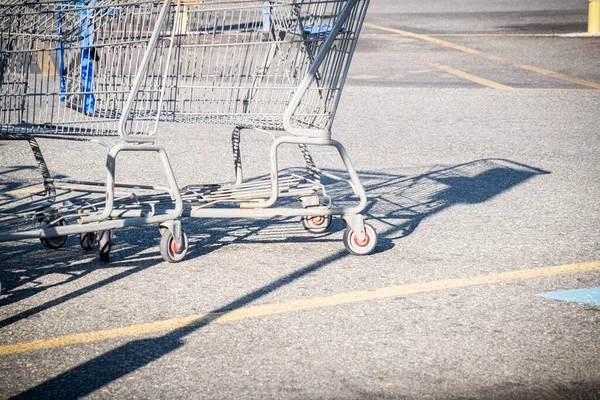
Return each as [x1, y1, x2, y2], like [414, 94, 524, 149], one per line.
[0, 0, 376, 261]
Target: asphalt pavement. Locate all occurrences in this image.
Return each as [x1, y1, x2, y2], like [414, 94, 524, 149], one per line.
[1, 0, 599, 398]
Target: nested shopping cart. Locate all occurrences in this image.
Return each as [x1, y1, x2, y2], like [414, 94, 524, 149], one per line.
[0, 0, 376, 263]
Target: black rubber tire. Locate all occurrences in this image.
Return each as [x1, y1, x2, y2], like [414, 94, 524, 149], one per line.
[160, 229, 189, 263]
[301, 215, 332, 234]
[98, 230, 112, 263]
[343, 223, 377, 256]
[39, 217, 68, 249]
[80, 232, 96, 251]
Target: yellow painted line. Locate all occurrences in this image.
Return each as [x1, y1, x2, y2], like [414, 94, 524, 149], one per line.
[5, 186, 47, 196]
[5, 182, 140, 196]
[1, 260, 599, 356]
[505, 61, 600, 89]
[364, 23, 485, 55]
[361, 33, 560, 38]
[427, 62, 512, 89]
[590, 1, 600, 33]
[364, 23, 600, 90]
[513, 88, 597, 91]
[432, 34, 561, 37]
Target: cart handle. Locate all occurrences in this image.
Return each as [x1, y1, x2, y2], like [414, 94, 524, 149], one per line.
[118, 0, 179, 143]
[283, 0, 361, 139]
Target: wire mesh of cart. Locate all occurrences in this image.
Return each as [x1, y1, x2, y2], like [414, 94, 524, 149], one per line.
[0, 0, 377, 264]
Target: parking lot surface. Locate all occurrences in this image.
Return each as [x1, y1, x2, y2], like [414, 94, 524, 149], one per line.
[1, 1, 599, 398]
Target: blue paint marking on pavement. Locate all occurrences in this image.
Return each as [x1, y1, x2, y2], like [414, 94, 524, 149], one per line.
[538, 287, 600, 307]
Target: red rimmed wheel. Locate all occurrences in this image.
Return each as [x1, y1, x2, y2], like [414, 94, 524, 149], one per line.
[343, 223, 377, 256]
[301, 215, 332, 234]
[160, 229, 189, 263]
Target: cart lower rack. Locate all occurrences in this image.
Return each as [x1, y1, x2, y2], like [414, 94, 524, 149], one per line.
[0, 0, 376, 262]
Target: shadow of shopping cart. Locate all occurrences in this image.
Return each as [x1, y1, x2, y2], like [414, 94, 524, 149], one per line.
[0, 157, 550, 322]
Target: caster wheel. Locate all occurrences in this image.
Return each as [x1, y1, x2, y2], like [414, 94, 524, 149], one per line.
[343, 223, 377, 256]
[301, 215, 332, 234]
[39, 217, 68, 249]
[98, 230, 112, 263]
[160, 229, 189, 263]
[80, 232, 96, 251]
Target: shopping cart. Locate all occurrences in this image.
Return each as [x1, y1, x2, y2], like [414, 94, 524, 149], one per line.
[1, 0, 189, 262]
[0, 0, 376, 263]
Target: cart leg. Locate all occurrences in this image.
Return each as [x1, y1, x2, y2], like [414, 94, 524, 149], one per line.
[79, 143, 183, 224]
[232, 126, 243, 185]
[258, 137, 367, 214]
[342, 214, 366, 241]
[159, 219, 183, 249]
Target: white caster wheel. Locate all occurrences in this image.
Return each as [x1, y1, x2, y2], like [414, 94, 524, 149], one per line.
[160, 229, 189, 263]
[343, 223, 377, 256]
[39, 217, 68, 249]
